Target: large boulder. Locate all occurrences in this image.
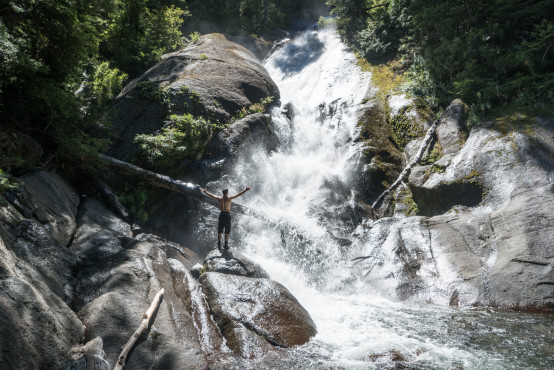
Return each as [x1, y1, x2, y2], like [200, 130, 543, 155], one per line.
[105, 33, 280, 162]
[70, 199, 235, 368]
[434, 98, 468, 157]
[208, 113, 279, 161]
[0, 277, 83, 370]
[15, 171, 79, 246]
[200, 272, 317, 349]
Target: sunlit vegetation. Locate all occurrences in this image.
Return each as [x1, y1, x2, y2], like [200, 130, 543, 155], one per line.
[327, 0, 554, 122]
[0, 0, 322, 178]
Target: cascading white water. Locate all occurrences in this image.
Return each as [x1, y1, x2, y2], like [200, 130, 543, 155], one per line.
[204, 27, 553, 369]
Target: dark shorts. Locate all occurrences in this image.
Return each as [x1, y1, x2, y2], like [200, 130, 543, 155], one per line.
[218, 212, 231, 234]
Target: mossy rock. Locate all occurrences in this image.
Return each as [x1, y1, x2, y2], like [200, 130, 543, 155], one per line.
[355, 99, 403, 203]
[394, 187, 419, 216]
[104, 33, 279, 163]
[389, 105, 424, 149]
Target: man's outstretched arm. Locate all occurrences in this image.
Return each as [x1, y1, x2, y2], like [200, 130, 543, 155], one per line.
[230, 187, 251, 199]
[201, 188, 221, 200]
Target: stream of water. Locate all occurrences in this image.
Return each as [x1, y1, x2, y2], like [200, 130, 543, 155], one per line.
[202, 28, 553, 369]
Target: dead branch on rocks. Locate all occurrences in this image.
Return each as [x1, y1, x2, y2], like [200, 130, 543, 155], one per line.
[95, 179, 129, 217]
[113, 288, 164, 370]
[371, 118, 439, 218]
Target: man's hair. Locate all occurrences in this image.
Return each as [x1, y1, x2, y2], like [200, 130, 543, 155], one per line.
[222, 188, 229, 196]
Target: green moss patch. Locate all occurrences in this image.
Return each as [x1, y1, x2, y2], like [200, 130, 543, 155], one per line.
[357, 56, 404, 103]
[420, 140, 442, 165]
[389, 105, 423, 149]
[395, 187, 419, 216]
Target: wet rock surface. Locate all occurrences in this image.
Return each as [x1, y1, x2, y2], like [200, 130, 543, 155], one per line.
[434, 98, 468, 157]
[0, 173, 83, 370]
[208, 113, 279, 161]
[354, 99, 403, 206]
[70, 199, 227, 369]
[200, 271, 317, 349]
[203, 248, 270, 279]
[59, 337, 110, 370]
[355, 111, 554, 309]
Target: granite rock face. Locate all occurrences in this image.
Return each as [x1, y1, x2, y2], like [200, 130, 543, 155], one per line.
[208, 113, 279, 161]
[70, 199, 229, 369]
[200, 271, 317, 349]
[354, 108, 554, 310]
[203, 248, 270, 279]
[105, 33, 280, 162]
[0, 172, 83, 370]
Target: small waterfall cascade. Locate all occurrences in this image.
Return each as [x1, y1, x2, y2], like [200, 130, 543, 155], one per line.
[200, 27, 553, 369]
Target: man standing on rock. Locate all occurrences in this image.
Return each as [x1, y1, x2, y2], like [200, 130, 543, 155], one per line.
[201, 186, 251, 251]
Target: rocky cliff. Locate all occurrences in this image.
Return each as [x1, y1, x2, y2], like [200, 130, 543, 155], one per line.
[353, 97, 554, 310]
[0, 172, 316, 368]
[1, 28, 553, 370]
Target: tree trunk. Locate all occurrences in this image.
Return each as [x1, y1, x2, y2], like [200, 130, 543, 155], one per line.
[262, 0, 269, 27]
[99, 154, 267, 220]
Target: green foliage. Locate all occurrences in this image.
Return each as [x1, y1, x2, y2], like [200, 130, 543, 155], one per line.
[0, 170, 18, 202]
[177, 86, 203, 113]
[402, 55, 440, 109]
[118, 182, 151, 222]
[318, 16, 336, 29]
[233, 96, 274, 120]
[199, 54, 208, 60]
[55, 131, 110, 175]
[420, 141, 442, 165]
[90, 62, 128, 108]
[188, 31, 201, 44]
[104, 1, 189, 76]
[328, 0, 411, 61]
[137, 81, 168, 102]
[328, 0, 554, 120]
[185, 0, 313, 34]
[134, 113, 211, 169]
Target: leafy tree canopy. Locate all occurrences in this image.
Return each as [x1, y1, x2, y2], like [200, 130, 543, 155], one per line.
[327, 0, 554, 119]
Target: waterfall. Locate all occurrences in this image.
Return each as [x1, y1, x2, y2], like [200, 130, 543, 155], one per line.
[200, 27, 553, 369]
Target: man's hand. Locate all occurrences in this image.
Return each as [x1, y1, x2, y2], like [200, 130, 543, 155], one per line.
[200, 187, 207, 193]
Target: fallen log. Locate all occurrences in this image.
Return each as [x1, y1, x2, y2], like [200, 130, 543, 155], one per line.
[99, 154, 270, 221]
[371, 118, 439, 218]
[113, 288, 164, 370]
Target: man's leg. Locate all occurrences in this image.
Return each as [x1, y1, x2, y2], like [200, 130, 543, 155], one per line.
[217, 213, 225, 251]
[224, 233, 230, 249]
[224, 214, 231, 249]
